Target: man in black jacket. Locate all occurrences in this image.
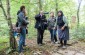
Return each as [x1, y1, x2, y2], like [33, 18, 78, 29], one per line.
[35, 11, 47, 46]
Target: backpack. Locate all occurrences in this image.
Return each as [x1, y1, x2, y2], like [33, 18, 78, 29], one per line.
[16, 10, 21, 27]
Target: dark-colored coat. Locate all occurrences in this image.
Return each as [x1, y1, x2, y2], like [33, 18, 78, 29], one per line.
[56, 16, 69, 40]
[35, 14, 47, 30]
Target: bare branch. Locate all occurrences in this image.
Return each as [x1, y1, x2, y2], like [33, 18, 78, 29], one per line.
[0, 0, 7, 19]
[77, 0, 82, 27]
[6, 0, 11, 19]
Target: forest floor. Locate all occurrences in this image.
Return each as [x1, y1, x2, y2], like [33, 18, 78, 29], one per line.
[10, 37, 85, 55]
[0, 33, 85, 55]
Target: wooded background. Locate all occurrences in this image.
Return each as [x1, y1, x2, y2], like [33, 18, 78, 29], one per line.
[0, 0, 85, 52]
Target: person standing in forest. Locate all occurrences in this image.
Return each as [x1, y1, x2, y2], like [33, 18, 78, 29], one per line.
[35, 11, 47, 46]
[16, 8, 29, 35]
[47, 12, 58, 44]
[18, 6, 29, 53]
[56, 11, 69, 48]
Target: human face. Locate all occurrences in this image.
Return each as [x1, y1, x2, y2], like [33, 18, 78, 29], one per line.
[40, 11, 44, 15]
[50, 12, 54, 17]
[22, 8, 25, 13]
[58, 12, 62, 16]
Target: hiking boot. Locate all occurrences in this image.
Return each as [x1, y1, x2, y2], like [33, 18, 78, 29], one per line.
[38, 44, 43, 46]
[23, 45, 27, 47]
[62, 45, 67, 49]
[55, 41, 59, 44]
[19, 52, 24, 55]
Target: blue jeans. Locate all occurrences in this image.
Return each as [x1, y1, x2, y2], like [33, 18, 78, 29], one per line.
[18, 27, 26, 53]
[13, 31, 18, 37]
[49, 29, 57, 42]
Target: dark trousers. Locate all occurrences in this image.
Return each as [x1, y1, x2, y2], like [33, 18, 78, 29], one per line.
[49, 29, 57, 42]
[60, 38, 67, 46]
[37, 29, 44, 44]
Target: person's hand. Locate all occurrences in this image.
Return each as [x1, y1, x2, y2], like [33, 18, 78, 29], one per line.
[52, 27, 55, 30]
[44, 22, 47, 24]
[61, 26, 65, 30]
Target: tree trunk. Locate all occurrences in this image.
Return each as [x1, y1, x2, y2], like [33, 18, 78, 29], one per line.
[6, 0, 17, 50]
[0, 0, 17, 50]
[55, 0, 58, 16]
[77, 0, 82, 27]
[38, 0, 42, 11]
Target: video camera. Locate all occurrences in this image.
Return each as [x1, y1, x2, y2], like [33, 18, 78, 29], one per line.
[44, 12, 49, 14]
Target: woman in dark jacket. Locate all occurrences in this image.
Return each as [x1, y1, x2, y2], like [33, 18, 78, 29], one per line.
[56, 11, 69, 48]
[35, 11, 47, 46]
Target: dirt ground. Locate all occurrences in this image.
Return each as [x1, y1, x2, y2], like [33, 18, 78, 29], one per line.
[0, 33, 85, 55]
[11, 36, 85, 55]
